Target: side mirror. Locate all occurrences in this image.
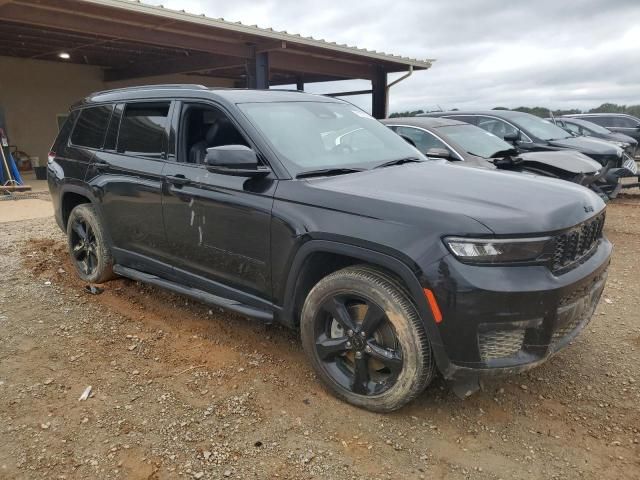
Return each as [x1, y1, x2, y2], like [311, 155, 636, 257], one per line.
[426, 147, 452, 159]
[503, 131, 521, 143]
[205, 145, 269, 177]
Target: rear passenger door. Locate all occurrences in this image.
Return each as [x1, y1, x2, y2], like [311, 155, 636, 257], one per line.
[86, 101, 173, 274]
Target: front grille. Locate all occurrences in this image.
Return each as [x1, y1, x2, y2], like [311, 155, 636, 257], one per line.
[478, 328, 526, 362]
[552, 214, 605, 273]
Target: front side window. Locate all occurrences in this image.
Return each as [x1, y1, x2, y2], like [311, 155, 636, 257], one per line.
[394, 126, 448, 154]
[237, 101, 424, 175]
[476, 117, 518, 140]
[563, 122, 582, 134]
[117, 102, 170, 158]
[508, 114, 571, 141]
[437, 124, 515, 158]
[70, 105, 113, 149]
[180, 103, 249, 165]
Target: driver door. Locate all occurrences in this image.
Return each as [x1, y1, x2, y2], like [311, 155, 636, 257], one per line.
[161, 101, 277, 299]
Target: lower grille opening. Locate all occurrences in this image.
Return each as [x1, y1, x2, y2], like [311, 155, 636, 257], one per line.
[478, 328, 526, 362]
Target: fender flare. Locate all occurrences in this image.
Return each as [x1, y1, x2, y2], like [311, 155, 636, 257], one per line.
[59, 183, 114, 247]
[279, 239, 451, 373]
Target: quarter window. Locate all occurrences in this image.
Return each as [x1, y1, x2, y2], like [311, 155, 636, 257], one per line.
[70, 105, 113, 149]
[117, 102, 170, 158]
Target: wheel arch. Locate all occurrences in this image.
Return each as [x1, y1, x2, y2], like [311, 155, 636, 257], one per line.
[60, 184, 98, 228]
[279, 239, 451, 374]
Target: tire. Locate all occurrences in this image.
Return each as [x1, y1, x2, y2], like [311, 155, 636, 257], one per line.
[300, 265, 435, 412]
[66, 203, 115, 284]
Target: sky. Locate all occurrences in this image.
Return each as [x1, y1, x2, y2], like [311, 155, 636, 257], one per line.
[145, 0, 640, 114]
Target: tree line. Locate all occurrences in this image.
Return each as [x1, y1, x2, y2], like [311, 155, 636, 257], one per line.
[389, 103, 640, 118]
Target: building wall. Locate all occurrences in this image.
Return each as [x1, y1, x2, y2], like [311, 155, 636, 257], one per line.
[0, 56, 234, 167]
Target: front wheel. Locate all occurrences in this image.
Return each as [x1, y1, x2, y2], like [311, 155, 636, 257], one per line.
[301, 265, 435, 412]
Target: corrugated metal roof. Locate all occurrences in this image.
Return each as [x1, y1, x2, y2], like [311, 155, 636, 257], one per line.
[82, 0, 434, 69]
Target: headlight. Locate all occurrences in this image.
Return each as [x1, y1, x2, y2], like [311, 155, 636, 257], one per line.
[611, 141, 628, 148]
[444, 237, 552, 264]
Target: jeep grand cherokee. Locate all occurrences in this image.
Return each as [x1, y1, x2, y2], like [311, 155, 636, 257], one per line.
[48, 85, 611, 412]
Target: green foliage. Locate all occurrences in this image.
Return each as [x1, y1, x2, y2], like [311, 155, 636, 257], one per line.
[391, 103, 640, 118]
[389, 109, 425, 118]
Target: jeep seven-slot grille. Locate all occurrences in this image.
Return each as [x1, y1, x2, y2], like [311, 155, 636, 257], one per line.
[552, 214, 605, 272]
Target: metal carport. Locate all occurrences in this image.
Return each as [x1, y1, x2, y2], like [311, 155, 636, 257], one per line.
[0, 0, 433, 118]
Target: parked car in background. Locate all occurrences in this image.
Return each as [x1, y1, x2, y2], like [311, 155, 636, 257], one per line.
[564, 113, 640, 146]
[381, 117, 604, 190]
[48, 85, 611, 412]
[422, 110, 639, 198]
[548, 117, 637, 157]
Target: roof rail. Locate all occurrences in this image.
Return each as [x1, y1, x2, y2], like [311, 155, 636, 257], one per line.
[92, 84, 209, 96]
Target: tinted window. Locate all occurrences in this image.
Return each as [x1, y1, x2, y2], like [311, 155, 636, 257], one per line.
[53, 110, 79, 151]
[614, 116, 639, 128]
[563, 121, 582, 134]
[476, 117, 519, 139]
[70, 105, 113, 149]
[437, 124, 515, 158]
[395, 126, 448, 154]
[584, 116, 609, 127]
[117, 102, 170, 158]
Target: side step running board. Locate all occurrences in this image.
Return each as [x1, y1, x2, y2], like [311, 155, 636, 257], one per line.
[113, 264, 273, 322]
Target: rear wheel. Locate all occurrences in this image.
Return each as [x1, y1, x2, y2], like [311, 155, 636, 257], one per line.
[301, 265, 435, 412]
[66, 204, 115, 284]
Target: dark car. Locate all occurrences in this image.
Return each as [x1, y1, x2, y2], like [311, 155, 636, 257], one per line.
[48, 85, 611, 412]
[564, 113, 640, 146]
[423, 110, 638, 196]
[548, 117, 637, 157]
[381, 117, 603, 186]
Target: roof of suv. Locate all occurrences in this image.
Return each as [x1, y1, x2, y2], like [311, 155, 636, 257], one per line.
[81, 85, 341, 106]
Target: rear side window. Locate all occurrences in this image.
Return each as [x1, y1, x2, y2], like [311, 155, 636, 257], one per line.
[586, 116, 610, 127]
[70, 105, 113, 149]
[53, 110, 78, 151]
[117, 102, 170, 158]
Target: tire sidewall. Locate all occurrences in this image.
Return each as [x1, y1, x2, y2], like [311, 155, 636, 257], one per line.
[66, 204, 113, 284]
[301, 269, 432, 412]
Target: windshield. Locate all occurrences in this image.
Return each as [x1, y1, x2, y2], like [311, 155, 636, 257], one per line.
[512, 114, 572, 141]
[237, 101, 424, 175]
[436, 124, 514, 158]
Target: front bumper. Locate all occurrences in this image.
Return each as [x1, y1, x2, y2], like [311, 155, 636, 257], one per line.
[423, 237, 612, 386]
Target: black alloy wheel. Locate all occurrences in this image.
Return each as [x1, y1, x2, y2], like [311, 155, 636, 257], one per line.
[314, 294, 403, 396]
[301, 265, 435, 412]
[70, 217, 99, 276]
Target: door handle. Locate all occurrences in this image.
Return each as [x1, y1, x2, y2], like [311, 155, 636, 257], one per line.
[166, 174, 191, 187]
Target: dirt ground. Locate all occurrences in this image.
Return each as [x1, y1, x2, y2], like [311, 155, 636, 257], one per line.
[0, 194, 638, 480]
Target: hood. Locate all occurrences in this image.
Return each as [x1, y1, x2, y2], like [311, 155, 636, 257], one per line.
[518, 150, 602, 174]
[307, 162, 605, 235]
[548, 135, 621, 156]
[610, 132, 638, 145]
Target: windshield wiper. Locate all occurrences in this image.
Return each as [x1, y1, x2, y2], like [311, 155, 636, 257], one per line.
[374, 157, 424, 169]
[296, 167, 364, 179]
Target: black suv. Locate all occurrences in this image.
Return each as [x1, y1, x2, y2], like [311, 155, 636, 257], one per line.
[48, 85, 611, 412]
